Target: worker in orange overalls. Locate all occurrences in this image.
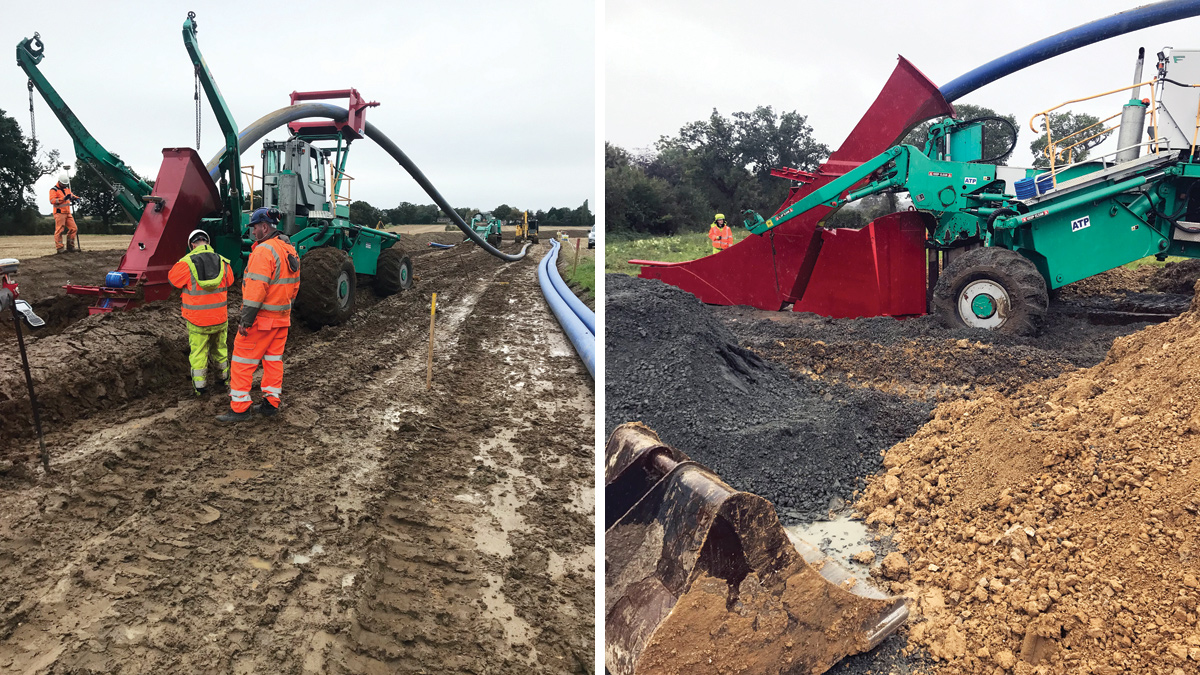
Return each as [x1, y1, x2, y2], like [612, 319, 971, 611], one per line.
[48, 172, 80, 254]
[708, 213, 732, 255]
[168, 229, 235, 396]
[217, 208, 301, 423]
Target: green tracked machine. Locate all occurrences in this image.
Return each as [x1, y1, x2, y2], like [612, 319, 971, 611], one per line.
[466, 212, 503, 247]
[741, 47, 1200, 335]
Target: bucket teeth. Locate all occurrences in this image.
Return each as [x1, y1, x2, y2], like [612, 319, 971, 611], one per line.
[604, 422, 908, 675]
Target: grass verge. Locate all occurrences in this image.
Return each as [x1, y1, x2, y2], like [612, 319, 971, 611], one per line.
[604, 230, 752, 275]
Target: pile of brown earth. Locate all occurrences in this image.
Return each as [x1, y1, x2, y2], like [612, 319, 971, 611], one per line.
[857, 284, 1200, 674]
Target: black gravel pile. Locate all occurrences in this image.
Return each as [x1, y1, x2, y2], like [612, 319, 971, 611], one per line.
[605, 274, 933, 521]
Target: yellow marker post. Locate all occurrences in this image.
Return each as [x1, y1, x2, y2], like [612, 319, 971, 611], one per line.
[426, 293, 437, 390]
[572, 238, 582, 279]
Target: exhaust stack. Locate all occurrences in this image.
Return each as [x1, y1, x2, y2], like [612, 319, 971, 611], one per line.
[1116, 47, 1148, 163]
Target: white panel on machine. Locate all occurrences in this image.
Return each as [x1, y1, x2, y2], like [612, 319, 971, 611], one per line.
[1157, 49, 1200, 150]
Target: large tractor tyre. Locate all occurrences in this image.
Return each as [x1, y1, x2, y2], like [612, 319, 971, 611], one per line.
[295, 247, 357, 326]
[374, 246, 414, 296]
[931, 246, 1048, 336]
[487, 232, 502, 248]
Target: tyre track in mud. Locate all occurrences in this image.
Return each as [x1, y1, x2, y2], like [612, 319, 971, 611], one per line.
[0, 241, 594, 674]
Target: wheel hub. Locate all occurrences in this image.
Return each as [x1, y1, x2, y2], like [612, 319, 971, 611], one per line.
[958, 280, 1009, 329]
[337, 272, 351, 308]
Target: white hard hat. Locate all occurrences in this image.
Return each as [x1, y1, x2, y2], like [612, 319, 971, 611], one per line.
[56, 172, 68, 184]
[187, 229, 210, 245]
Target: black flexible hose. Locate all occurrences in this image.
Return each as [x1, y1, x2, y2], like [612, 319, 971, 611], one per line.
[206, 102, 531, 261]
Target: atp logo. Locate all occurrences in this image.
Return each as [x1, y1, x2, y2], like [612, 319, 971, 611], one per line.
[1071, 216, 1091, 233]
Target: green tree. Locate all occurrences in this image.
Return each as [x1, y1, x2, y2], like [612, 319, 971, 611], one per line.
[492, 204, 514, 221]
[0, 108, 39, 219]
[1030, 111, 1109, 168]
[904, 103, 1020, 165]
[72, 158, 147, 226]
[349, 199, 382, 225]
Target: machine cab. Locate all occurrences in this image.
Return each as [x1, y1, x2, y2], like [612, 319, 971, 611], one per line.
[260, 138, 333, 235]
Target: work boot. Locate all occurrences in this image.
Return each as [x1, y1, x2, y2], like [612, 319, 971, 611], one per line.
[215, 409, 253, 423]
[254, 400, 279, 417]
[55, 249, 65, 255]
[193, 386, 208, 397]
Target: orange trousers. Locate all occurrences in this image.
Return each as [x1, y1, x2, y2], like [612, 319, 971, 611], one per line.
[228, 324, 288, 412]
[54, 212, 78, 251]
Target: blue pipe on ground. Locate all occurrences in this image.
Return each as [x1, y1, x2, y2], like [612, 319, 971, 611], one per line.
[546, 239, 596, 335]
[538, 239, 595, 379]
[429, 242, 455, 249]
[940, 0, 1200, 102]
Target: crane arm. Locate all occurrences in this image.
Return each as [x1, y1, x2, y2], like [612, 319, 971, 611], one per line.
[181, 12, 242, 228]
[17, 33, 152, 223]
[742, 146, 910, 235]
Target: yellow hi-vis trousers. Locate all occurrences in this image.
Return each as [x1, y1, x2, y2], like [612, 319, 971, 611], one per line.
[187, 321, 229, 391]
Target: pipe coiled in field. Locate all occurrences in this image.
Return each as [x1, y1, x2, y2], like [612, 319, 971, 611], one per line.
[538, 239, 594, 379]
[206, 102, 531, 261]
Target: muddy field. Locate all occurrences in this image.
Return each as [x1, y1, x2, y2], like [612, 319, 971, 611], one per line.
[0, 233, 594, 673]
[605, 262, 1200, 675]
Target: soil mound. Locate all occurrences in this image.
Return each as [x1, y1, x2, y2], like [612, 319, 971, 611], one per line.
[0, 304, 188, 451]
[605, 274, 932, 520]
[1148, 259, 1200, 294]
[857, 281, 1200, 674]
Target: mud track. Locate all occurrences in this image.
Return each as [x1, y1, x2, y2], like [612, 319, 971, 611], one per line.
[0, 238, 594, 673]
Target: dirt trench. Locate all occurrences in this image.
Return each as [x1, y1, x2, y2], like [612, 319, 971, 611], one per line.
[0, 238, 594, 674]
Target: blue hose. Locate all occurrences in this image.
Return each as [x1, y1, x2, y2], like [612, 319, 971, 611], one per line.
[546, 239, 596, 335]
[538, 240, 595, 379]
[429, 242, 455, 249]
[940, 0, 1200, 101]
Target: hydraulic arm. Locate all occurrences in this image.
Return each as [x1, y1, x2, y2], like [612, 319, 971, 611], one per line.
[17, 33, 153, 223]
[181, 11, 243, 233]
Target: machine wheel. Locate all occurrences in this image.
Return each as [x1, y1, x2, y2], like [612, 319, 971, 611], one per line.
[295, 247, 357, 326]
[531, 234, 539, 244]
[487, 232, 502, 248]
[931, 246, 1048, 336]
[374, 246, 414, 296]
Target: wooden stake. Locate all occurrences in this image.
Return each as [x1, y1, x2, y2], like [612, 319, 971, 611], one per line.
[426, 293, 437, 390]
[572, 238, 581, 279]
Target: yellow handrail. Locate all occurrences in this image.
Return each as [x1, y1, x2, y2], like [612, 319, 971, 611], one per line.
[241, 165, 260, 210]
[330, 166, 354, 206]
[1030, 77, 1161, 184]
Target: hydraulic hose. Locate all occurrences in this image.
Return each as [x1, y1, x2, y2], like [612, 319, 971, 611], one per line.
[546, 238, 595, 335]
[205, 102, 530, 261]
[940, 0, 1200, 102]
[538, 239, 595, 379]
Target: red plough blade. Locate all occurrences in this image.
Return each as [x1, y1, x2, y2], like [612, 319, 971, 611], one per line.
[636, 56, 953, 318]
[67, 148, 221, 314]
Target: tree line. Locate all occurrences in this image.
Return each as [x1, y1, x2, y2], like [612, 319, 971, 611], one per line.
[347, 199, 594, 229]
[607, 103, 1109, 236]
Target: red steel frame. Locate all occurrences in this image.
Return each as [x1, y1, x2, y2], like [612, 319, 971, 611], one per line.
[287, 88, 379, 140]
[634, 56, 955, 318]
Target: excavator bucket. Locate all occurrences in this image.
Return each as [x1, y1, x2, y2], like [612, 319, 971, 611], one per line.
[605, 423, 907, 675]
[633, 56, 953, 317]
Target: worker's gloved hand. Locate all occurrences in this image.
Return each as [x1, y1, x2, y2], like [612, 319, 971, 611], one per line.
[237, 324, 248, 337]
[0, 288, 13, 313]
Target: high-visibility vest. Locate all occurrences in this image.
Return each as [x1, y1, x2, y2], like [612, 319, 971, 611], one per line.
[49, 185, 74, 215]
[242, 235, 301, 328]
[168, 245, 235, 327]
[709, 223, 733, 250]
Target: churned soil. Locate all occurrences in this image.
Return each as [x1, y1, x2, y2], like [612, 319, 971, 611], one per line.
[0, 235, 593, 673]
[856, 283, 1200, 674]
[604, 273, 933, 522]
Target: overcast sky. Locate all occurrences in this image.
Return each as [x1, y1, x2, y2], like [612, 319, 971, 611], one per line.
[2, 0, 594, 216]
[607, 0, 1200, 168]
